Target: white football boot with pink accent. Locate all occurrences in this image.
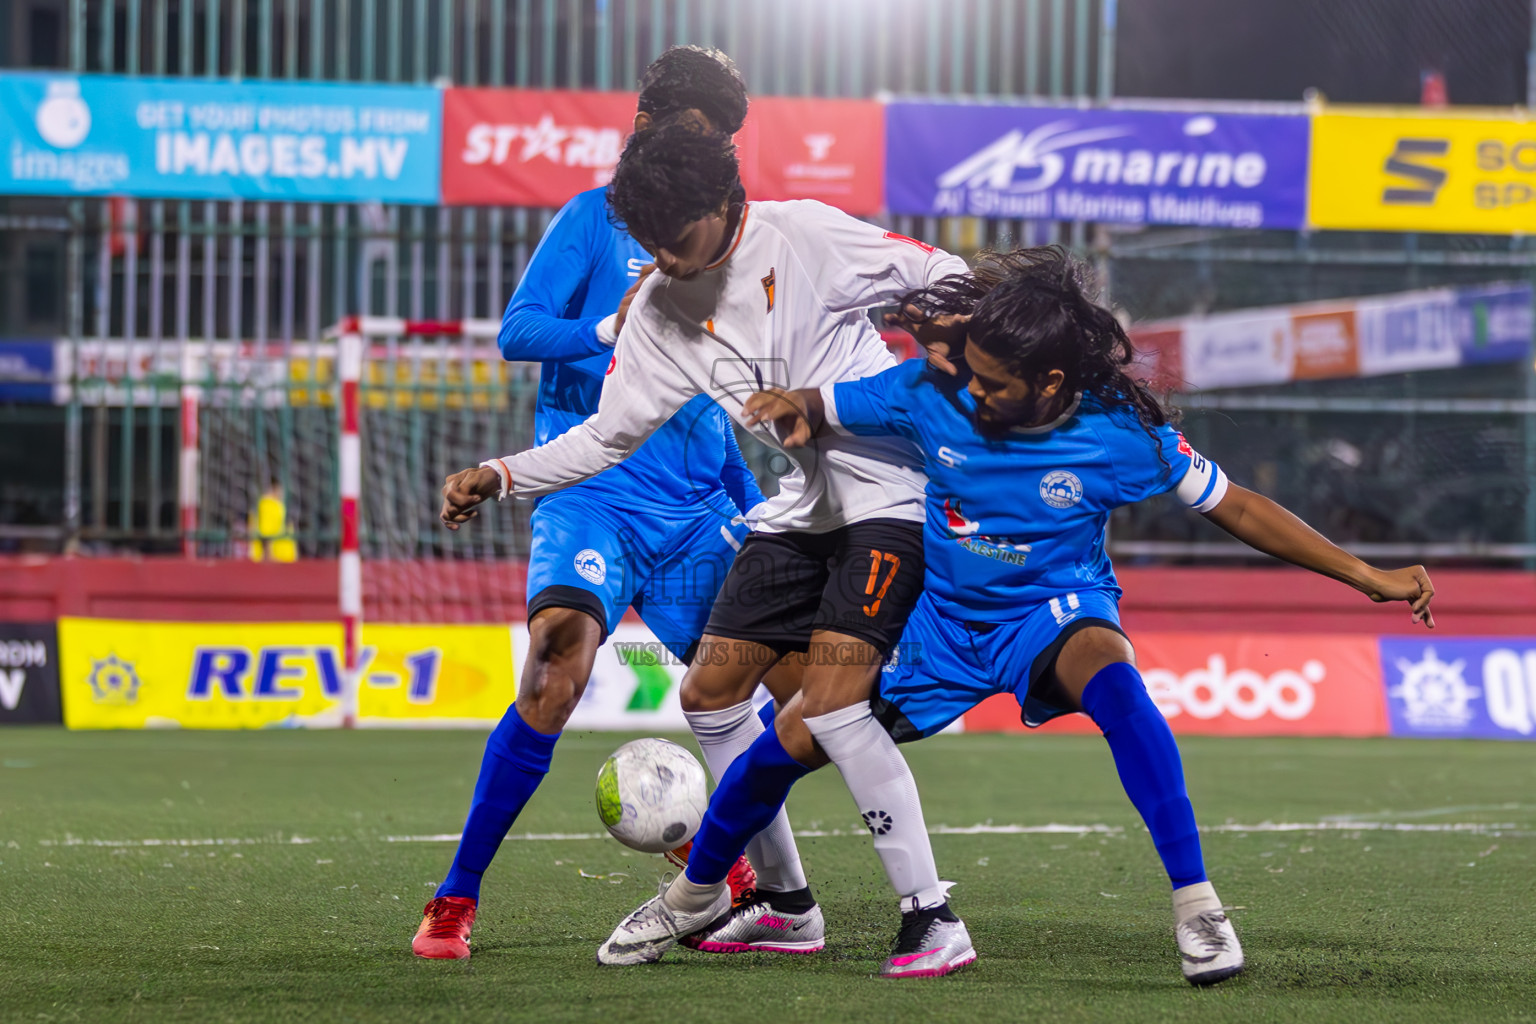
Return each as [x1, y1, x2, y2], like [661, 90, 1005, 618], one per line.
[682, 890, 826, 954]
[880, 903, 976, 979]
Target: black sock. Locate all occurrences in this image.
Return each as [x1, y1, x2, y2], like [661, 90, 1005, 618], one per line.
[762, 885, 817, 914]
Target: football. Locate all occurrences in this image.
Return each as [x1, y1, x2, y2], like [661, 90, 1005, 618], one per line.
[595, 738, 709, 853]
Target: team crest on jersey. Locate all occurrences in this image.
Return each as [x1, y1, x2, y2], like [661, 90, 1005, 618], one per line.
[761, 268, 776, 313]
[574, 549, 607, 585]
[942, 499, 1031, 566]
[1039, 470, 1084, 508]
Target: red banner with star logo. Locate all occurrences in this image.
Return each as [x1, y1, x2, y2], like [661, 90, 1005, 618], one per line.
[441, 88, 884, 213]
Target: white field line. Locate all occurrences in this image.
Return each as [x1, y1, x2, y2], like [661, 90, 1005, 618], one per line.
[27, 819, 1530, 849]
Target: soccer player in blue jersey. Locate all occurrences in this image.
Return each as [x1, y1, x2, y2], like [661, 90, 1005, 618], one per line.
[413, 47, 814, 960]
[692, 246, 1438, 984]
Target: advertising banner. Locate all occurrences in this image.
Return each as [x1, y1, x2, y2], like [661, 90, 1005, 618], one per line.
[734, 97, 884, 214]
[441, 88, 886, 213]
[58, 618, 514, 728]
[0, 72, 441, 202]
[1181, 309, 1294, 390]
[1355, 288, 1460, 377]
[0, 341, 55, 403]
[1453, 283, 1535, 366]
[1140, 281, 1530, 392]
[1309, 108, 1536, 233]
[0, 623, 62, 724]
[1380, 637, 1536, 741]
[962, 632, 1386, 737]
[440, 88, 636, 207]
[1290, 308, 1360, 380]
[884, 103, 1309, 228]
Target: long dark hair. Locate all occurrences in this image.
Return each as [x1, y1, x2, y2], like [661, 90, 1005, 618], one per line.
[899, 246, 1176, 458]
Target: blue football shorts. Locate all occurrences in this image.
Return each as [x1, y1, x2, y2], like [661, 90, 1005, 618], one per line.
[524, 490, 747, 663]
[872, 587, 1125, 741]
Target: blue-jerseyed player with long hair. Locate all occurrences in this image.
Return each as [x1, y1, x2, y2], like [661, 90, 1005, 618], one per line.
[413, 47, 816, 960]
[666, 246, 1437, 983]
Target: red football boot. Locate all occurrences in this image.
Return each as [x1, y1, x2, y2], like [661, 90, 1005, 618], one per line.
[412, 896, 476, 959]
[665, 841, 758, 906]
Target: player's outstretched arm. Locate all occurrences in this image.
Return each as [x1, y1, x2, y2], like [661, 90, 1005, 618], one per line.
[741, 387, 825, 448]
[1202, 483, 1435, 628]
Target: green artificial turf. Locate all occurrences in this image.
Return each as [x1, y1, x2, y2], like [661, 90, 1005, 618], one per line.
[1, 728, 1532, 1023]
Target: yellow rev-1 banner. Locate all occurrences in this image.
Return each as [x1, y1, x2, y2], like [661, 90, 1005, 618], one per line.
[1310, 107, 1536, 233]
[58, 618, 515, 729]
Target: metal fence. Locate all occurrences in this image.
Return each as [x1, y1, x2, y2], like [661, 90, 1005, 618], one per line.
[0, 0, 1533, 566]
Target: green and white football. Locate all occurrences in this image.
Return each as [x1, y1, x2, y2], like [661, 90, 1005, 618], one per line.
[595, 737, 708, 853]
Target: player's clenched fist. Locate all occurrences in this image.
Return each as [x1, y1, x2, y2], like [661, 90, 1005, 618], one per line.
[1362, 564, 1437, 629]
[439, 466, 503, 530]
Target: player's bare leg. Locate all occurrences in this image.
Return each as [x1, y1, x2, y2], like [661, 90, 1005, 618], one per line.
[414, 606, 599, 959]
[1053, 626, 1244, 985]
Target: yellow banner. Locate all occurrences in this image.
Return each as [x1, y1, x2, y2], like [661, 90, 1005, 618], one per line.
[58, 618, 515, 729]
[288, 356, 509, 410]
[1309, 108, 1536, 233]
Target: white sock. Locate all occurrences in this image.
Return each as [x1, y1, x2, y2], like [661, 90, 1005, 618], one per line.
[684, 701, 810, 893]
[803, 702, 946, 910]
[1172, 881, 1222, 926]
[663, 872, 725, 914]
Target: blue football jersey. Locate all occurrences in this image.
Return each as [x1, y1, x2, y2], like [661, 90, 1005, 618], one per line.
[826, 359, 1228, 621]
[499, 186, 761, 516]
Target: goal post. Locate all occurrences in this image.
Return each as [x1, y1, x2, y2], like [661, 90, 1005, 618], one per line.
[324, 316, 523, 728]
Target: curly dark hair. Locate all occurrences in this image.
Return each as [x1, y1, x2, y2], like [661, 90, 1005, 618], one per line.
[607, 121, 742, 249]
[900, 246, 1177, 460]
[637, 45, 749, 135]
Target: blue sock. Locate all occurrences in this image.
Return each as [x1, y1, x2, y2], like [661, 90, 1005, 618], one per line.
[436, 705, 559, 900]
[1080, 662, 1207, 890]
[684, 725, 813, 886]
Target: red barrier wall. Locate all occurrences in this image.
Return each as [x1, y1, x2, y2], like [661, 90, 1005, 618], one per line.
[1, 556, 1530, 633]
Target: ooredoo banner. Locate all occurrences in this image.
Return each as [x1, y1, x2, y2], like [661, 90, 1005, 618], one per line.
[440, 88, 885, 212]
[962, 632, 1386, 737]
[58, 618, 514, 728]
[884, 103, 1309, 228]
[0, 72, 441, 202]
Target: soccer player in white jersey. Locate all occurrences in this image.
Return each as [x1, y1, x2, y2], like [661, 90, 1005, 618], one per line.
[439, 121, 978, 976]
[729, 246, 1438, 984]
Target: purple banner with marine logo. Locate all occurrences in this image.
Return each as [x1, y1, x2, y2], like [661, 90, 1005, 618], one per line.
[884, 103, 1309, 229]
[1380, 637, 1536, 741]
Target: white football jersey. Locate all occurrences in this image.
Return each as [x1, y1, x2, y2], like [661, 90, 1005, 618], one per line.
[490, 199, 968, 533]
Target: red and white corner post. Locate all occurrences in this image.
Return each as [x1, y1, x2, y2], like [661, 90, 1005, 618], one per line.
[337, 329, 363, 728]
[178, 346, 200, 558]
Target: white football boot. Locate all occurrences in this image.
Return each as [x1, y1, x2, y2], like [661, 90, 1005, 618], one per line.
[596, 879, 731, 966]
[880, 903, 977, 978]
[1177, 908, 1245, 985]
[682, 890, 826, 954]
